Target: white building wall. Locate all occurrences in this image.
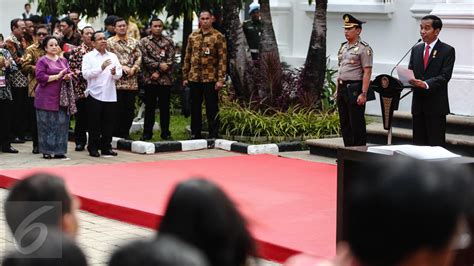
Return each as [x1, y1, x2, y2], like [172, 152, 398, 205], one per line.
[271, 0, 474, 116]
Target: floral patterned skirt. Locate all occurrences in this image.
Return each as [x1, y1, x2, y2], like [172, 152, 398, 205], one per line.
[36, 108, 69, 155]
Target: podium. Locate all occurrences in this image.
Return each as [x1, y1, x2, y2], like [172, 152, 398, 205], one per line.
[336, 146, 474, 265]
[370, 74, 411, 144]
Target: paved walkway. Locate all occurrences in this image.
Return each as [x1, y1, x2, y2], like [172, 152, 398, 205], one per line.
[0, 142, 336, 265]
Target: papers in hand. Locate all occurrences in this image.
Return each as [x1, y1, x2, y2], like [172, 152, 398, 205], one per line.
[367, 145, 461, 160]
[396, 66, 415, 86]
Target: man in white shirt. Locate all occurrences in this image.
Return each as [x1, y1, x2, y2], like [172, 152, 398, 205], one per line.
[82, 31, 122, 157]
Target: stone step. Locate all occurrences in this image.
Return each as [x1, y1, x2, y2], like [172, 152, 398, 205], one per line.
[306, 137, 345, 158]
[368, 111, 474, 135]
[366, 123, 474, 157]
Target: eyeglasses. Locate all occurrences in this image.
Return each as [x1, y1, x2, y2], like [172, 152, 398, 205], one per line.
[37, 32, 48, 36]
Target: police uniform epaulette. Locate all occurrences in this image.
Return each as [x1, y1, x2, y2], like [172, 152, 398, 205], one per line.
[338, 42, 347, 54]
[360, 40, 369, 46]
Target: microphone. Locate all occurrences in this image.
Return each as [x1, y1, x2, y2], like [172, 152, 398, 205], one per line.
[390, 38, 422, 76]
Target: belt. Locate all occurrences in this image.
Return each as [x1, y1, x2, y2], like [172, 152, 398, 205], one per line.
[338, 79, 361, 85]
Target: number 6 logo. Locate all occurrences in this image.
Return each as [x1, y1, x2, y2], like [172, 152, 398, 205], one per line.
[13, 206, 54, 255]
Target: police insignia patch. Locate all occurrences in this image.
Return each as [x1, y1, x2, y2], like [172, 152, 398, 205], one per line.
[367, 49, 372, 56]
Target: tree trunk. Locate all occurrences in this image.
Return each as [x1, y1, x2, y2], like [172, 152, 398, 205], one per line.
[182, 13, 193, 56]
[302, 0, 327, 102]
[259, 0, 279, 57]
[222, 0, 254, 100]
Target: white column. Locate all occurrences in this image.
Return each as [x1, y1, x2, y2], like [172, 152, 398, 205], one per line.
[270, 0, 293, 57]
[431, 2, 474, 115]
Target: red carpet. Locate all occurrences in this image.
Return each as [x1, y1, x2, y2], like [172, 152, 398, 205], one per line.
[0, 154, 336, 262]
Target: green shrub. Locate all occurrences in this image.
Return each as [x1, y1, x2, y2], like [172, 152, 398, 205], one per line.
[219, 102, 340, 139]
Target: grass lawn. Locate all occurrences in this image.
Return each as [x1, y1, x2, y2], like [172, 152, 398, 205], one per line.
[130, 114, 190, 141]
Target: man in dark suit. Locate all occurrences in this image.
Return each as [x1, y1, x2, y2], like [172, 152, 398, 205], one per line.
[409, 15, 455, 147]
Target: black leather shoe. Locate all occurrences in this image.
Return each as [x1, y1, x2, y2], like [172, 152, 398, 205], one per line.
[75, 144, 85, 151]
[190, 135, 202, 140]
[161, 135, 173, 141]
[43, 154, 52, 159]
[89, 150, 100, 157]
[101, 149, 117, 156]
[54, 154, 67, 159]
[12, 137, 25, 144]
[140, 134, 152, 141]
[32, 145, 39, 154]
[2, 146, 19, 153]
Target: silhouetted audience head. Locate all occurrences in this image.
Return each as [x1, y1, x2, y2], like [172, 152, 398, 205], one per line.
[109, 235, 209, 266]
[5, 173, 80, 239]
[2, 229, 87, 266]
[158, 178, 256, 266]
[348, 158, 473, 266]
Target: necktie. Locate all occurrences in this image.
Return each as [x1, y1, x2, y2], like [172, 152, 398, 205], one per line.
[424, 44, 430, 70]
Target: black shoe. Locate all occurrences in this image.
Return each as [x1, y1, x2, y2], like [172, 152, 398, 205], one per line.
[54, 154, 67, 159]
[190, 135, 202, 140]
[101, 149, 117, 156]
[140, 134, 152, 141]
[89, 150, 100, 157]
[12, 137, 25, 144]
[23, 136, 33, 141]
[161, 135, 172, 141]
[43, 154, 52, 159]
[2, 146, 19, 153]
[75, 144, 85, 151]
[32, 145, 39, 154]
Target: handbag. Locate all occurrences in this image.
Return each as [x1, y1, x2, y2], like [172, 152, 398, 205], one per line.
[60, 79, 77, 115]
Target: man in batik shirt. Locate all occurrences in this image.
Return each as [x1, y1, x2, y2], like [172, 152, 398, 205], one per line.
[139, 18, 175, 141]
[21, 24, 49, 154]
[107, 17, 142, 139]
[182, 10, 227, 139]
[69, 26, 95, 151]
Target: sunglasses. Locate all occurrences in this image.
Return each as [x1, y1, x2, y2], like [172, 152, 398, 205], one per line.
[37, 32, 48, 36]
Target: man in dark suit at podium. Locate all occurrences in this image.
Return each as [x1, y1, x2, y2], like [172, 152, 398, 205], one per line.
[409, 15, 455, 147]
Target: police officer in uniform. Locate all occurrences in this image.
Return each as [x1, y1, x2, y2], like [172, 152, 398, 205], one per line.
[243, 2, 262, 60]
[336, 14, 373, 147]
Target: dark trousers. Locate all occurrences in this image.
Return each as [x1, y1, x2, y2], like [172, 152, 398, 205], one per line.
[413, 114, 446, 146]
[114, 90, 136, 138]
[27, 97, 38, 146]
[143, 84, 171, 138]
[337, 84, 366, 147]
[0, 99, 13, 148]
[74, 98, 88, 146]
[86, 96, 116, 152]
[189, 82, 219, 138]
[11, 86, 28, 138]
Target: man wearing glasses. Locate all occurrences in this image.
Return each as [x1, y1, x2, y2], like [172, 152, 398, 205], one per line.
[21, 24, 50, 154]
